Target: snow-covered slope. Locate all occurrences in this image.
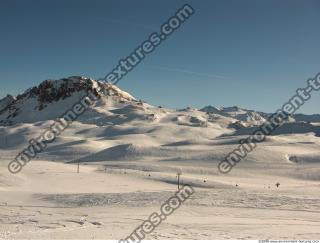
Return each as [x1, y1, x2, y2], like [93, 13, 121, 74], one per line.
[1, 76, 320, 240]
[0, 95, 15, 113]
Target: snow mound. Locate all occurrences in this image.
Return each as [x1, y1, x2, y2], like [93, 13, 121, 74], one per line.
[71, 144, 186, 162]
[200, 105, 223, 114]
[175, 114, 208, 127]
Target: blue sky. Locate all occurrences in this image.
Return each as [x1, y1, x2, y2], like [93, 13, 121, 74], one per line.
[1, 0, 320, 114]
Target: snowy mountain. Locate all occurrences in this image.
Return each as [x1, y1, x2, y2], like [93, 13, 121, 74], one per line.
[0, 76, 319, 129]
[0, 76, 135, 125]
[0, 76, 319, 164]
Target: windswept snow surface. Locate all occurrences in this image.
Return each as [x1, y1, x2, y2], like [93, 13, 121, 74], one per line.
[0, 76, 320, 239]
